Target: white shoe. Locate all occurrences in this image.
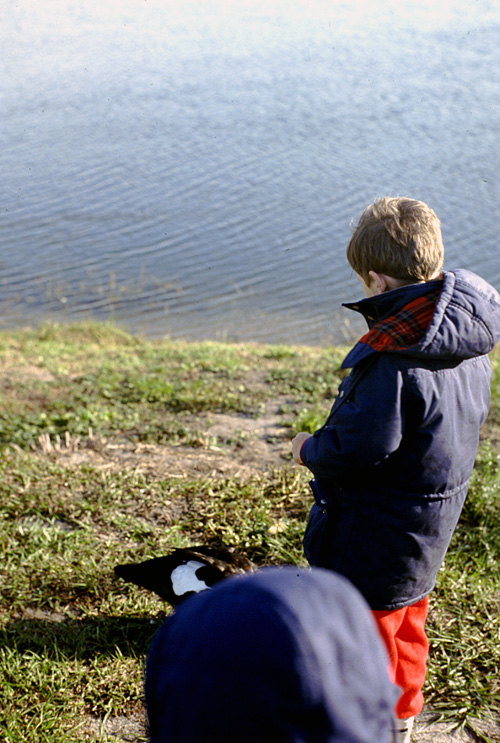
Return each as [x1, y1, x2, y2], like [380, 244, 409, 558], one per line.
[392, 715, 414, 743]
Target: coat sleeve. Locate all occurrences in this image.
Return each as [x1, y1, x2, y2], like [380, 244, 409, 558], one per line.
[300, 355, 405, 483]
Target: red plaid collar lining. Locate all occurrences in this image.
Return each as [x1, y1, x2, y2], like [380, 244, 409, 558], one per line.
[359, 289, 441, 352]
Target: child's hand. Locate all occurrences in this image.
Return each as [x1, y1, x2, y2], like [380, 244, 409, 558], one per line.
[292, 432, 312, 465]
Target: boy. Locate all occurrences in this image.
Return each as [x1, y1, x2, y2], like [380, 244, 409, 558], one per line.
[292, 197, 500, 743]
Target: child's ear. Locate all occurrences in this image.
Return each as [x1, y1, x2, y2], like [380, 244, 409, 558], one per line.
[368, 271, 389, 294]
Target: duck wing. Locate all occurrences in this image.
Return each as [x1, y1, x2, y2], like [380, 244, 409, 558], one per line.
[114, 546, 254, 605]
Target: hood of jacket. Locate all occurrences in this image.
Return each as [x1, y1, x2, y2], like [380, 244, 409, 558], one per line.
[342, 269, 500, 369]
[145, 566, 397, 743]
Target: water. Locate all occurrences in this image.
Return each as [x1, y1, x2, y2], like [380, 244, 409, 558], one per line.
[1, 0, 499, 345]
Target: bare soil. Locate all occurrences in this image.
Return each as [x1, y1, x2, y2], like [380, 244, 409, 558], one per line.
[79, 709, 500, 742]
[38, 400, 293, 480]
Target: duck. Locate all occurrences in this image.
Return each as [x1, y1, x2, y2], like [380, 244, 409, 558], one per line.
[114, 545, 256, 606]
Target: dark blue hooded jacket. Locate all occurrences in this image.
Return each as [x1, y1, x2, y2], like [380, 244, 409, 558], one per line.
[301, 270, 500, 610]
[145, 567, 398, 743]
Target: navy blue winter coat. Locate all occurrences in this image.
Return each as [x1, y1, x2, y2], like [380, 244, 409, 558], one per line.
[301, 270, 500, 610]
[145, 567, 398, 743]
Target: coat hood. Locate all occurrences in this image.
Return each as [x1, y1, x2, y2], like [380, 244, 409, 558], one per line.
[145, 567, 397, 743]
[342, 269, 500, 368]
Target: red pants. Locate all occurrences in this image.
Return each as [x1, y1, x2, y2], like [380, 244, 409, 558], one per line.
[372, 596, 429, 719]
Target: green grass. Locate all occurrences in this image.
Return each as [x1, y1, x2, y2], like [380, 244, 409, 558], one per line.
[0, 453, 310, 742]
[428, 442, 500, 729]
[0, 321, 347, 449]
[0, 322, 499, 741]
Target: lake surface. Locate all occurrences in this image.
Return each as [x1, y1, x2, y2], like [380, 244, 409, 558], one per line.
[2, 0, 499, 345]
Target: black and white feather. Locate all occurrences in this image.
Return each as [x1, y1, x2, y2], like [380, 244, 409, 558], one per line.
[114, 545, 255, 605]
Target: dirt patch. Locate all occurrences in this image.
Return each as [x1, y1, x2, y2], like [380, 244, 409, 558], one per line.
[480, 420, 500, 450]
[0, 364, 57, 384]
[414, 711, 500, 742]
[78, 713, 147, 742]
[77, 709, 500, 742]
[32, 400, 293, 480]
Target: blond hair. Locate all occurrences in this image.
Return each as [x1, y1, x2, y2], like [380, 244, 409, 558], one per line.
[347, 197, 444, 284]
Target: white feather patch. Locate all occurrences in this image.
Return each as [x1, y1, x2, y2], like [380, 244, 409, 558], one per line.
[171, 560, 210, 596]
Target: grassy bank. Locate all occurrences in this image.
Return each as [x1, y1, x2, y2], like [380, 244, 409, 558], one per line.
[0, 322, 499, 742]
